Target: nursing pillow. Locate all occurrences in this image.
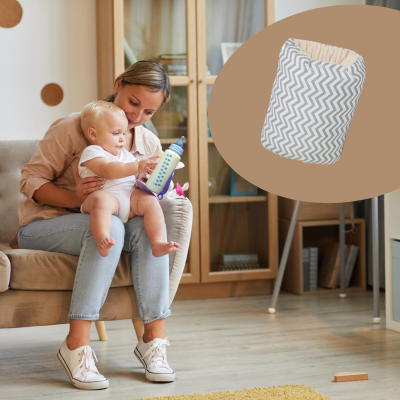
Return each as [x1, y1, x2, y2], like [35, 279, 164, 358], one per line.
[261, 38, 366, 165]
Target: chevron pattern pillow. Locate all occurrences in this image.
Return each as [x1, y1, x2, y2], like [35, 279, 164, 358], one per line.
[261, 38, 366, 165]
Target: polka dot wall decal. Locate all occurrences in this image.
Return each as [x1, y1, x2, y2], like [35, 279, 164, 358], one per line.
[0, 0, 23, 28]
[41, 83, 64, 106]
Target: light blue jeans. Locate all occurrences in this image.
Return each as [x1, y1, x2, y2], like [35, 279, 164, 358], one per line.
[18, 213, 171, 323]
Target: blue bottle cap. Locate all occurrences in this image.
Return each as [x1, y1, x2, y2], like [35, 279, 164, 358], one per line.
[168, 136, 185, 156]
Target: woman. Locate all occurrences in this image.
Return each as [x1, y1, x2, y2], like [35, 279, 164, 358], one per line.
[17, 61, 174, 390]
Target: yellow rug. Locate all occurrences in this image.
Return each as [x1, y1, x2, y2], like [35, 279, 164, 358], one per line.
[133, 385, 332, 400]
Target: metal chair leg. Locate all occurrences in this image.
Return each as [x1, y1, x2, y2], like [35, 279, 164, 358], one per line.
[371, 197, 380, 324]
[268, 200, 302, 314]
[339, 203, 347, 298]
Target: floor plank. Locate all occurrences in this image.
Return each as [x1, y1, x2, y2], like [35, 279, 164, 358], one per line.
[0, 291, 397, 400]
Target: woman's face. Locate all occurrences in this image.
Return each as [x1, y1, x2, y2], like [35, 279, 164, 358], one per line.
[113, 80, 165, 128]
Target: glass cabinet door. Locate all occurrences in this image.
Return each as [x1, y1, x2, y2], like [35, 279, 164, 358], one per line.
[124, 0, 200, 283]
[124, 0, 187, 72]
[197, 0, 278, 282]
[205, 0, 266, 77]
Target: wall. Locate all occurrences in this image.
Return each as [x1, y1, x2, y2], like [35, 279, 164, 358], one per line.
[275, 0, 366, 21]
[0, 0, 370, 141]
[0, 0, 97, 141]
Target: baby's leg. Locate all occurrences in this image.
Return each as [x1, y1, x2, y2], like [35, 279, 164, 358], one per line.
[81, 191, 120, 257]
[130, 190, 180, 257]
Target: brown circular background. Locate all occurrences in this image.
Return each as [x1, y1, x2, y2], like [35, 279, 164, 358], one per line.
[209, 5, 400, 203]
[41, 83, 64, 106]
[0, 0, 23, 28]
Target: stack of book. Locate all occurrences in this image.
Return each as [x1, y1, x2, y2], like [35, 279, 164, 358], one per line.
[159, 54, 186, 76]
[318, 243, 359, 289]
[217, 253, 261, 272]
[158, 54, 211, 76]
[303, 247, 318, 292]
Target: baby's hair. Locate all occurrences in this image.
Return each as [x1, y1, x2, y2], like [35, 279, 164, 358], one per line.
[81, 100, 126, 139]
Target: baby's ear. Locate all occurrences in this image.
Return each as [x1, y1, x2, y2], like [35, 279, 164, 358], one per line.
[87, 127, 96, 141]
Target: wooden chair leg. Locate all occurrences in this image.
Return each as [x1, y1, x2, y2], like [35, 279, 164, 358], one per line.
[95, 321, 108, 341]
[132, 318, 144, 341]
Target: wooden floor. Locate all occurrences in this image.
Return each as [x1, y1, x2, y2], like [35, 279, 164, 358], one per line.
[0, 291, 399, 400]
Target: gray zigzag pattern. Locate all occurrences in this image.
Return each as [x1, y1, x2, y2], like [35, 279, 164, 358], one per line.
[261, 38, 366, 165]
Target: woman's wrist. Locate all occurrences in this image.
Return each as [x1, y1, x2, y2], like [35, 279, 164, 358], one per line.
[69, 190, 82, 208]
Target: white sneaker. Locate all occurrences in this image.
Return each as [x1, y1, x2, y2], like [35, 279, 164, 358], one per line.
[134, 337, 175, 382]
[57, 338, 109, 390]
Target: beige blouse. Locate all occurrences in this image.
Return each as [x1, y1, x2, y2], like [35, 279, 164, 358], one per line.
[14, 112, 161, 246]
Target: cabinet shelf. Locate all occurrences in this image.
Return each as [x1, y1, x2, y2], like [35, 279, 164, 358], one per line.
[279, 218, 366, 295]
[301, 285, 365, 296]
[207, 268, 275, 283]
[169, 76, 191, 86]
[159, 137, 188, 145]
[390, 233, 400, 241]
[205, 76, 217, 85]
[208, 195, 267, 204]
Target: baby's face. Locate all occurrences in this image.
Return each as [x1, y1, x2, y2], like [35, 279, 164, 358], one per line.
[92, 111, 128, 156]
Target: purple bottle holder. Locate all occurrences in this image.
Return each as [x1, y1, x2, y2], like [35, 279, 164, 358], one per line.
[135, 171, 175, 201]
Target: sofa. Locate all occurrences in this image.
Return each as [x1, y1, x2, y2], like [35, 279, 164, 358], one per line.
[0, 140, 192, 340]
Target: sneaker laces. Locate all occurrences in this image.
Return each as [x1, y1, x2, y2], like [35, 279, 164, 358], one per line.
[76, 346, 101, 381]
[143, 338, 171, 369]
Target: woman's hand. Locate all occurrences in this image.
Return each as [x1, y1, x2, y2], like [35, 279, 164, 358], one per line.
[75, 169, 104, 205]
[138, 156, 159, 175]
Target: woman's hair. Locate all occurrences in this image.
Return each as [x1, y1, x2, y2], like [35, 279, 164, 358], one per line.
[81, 100, 125, 138]
[106, 60, 171, 104]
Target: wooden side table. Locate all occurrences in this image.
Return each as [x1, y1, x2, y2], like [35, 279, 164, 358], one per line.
[269, 199, 381, 324]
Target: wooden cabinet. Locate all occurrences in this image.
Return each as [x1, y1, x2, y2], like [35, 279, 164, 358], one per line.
[196, 0, 278, 283]
[96, 0, 278, 292]
[385, 189, 400, 332]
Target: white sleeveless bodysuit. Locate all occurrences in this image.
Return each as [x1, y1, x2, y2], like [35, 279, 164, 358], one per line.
[79, 145, 137, 223]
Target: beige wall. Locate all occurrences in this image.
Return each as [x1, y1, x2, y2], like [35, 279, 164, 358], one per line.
[0, 0, 97, 141]
[275, 0, 366, 21]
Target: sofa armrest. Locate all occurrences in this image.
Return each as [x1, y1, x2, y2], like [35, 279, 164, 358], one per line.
[0, 251, 11, 292]
[160, 196, 193, 305]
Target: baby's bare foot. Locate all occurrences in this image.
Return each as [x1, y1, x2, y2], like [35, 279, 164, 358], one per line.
[152, 241, 180, 257]
[97, 237, 115, 257]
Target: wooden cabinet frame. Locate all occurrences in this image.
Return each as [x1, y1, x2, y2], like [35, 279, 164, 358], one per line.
[196, 0, 278, 283]
[96, 0, 277, 288]
[96, 0, 200, 284]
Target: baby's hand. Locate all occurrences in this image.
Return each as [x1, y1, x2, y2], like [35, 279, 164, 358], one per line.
[138, 155, 159, 175]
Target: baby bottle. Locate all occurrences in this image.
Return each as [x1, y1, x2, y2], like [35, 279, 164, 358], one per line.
[146, 136, 185, 194]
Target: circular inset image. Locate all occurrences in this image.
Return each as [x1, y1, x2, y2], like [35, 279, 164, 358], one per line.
[41, 83, 64, 106]
[208, 5, 400, 203]
[0, 0, 23, 28]
[261, 38, 366, 166]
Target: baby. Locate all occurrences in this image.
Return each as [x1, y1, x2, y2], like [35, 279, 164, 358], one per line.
[79, 100, 179, 257]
